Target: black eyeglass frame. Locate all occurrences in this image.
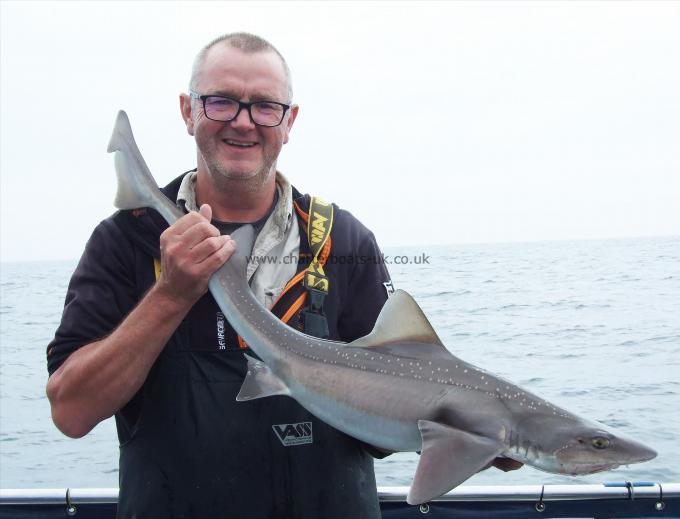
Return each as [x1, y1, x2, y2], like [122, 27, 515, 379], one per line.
[189, 91, 291, 127]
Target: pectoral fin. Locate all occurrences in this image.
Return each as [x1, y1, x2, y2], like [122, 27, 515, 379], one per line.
[407, 420, 504, 505]
[236, 354, 290, 401]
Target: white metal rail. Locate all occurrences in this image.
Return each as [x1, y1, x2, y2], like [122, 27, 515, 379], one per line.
[1, 483, 678, 505]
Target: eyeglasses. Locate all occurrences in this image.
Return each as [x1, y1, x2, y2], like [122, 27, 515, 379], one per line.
[189, 91, 290, 127]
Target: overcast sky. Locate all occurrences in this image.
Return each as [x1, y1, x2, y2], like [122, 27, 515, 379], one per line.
[1, 1, 679, 262]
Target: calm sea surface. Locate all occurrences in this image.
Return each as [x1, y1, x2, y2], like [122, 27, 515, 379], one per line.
[1, 236, 679, 488]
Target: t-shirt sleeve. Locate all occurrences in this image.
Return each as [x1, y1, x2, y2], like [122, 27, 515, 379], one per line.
[46, 218, 140, 375]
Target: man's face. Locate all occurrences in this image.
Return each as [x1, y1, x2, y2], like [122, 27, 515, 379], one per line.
[181, 45, 298, 189]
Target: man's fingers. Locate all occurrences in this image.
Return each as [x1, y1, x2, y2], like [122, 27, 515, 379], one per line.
[160, 222, 218, 262]
[164, 204, 213, 237]
[162, 217, 220, 254]
[183, 221, 221, 249]
[196, 237, 236, 272]
[164, 210, 209, 237]
[190, 235, 233, 265]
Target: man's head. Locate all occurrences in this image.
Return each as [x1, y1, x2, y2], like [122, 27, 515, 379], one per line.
[180, 33, 298, 193]
[190, 33, 293, 102]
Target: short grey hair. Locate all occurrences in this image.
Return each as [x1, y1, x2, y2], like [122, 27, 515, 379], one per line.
[189, 32, 293, 102]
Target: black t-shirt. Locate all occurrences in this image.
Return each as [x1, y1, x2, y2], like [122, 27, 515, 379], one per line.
[212, 189, 279, 237]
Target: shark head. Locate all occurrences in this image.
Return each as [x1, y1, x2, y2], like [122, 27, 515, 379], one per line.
[528, 417, 657, 475]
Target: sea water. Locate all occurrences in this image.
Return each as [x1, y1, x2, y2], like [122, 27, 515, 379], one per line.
[1, 236, 678, 488]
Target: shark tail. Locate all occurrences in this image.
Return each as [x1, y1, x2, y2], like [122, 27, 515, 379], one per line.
[107, 110, 182, 222]
[111, 152, 151, 210]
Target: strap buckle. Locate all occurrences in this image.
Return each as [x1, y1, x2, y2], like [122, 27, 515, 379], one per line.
[302, 288, 329, 338]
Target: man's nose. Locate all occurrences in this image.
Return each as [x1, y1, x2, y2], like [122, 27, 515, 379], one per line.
[230, 105, 256, 130]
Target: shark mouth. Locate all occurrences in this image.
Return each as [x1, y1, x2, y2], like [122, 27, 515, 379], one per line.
[564, 463, 620, 475]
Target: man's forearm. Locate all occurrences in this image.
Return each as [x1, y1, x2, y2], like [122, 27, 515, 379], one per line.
[46, 283, 192, 438]
[47, 204, 235, 438]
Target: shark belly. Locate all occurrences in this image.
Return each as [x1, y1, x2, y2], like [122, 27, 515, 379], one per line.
[281, 356, 471, 452]
[292, 382, 423, 451]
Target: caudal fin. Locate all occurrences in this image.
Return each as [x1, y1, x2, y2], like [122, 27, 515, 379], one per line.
[106, 110, 133, 154]
[107, 110, 182, 223]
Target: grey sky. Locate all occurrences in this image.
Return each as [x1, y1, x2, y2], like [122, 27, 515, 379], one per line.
[1, 1, 679, 262]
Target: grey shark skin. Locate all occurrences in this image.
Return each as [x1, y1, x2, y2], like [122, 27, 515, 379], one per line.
[108, 110, 657, 505]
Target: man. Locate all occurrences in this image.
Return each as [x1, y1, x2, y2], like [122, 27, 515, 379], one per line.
[46, 33, 392, 518]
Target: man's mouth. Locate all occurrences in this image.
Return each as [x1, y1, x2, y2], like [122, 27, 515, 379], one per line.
[224, 139, 257, 148]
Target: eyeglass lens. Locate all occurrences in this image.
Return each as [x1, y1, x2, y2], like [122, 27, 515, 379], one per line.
[204, 96, 285, 127]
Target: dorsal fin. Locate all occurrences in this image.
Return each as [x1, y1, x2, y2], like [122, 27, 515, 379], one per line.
[350, 289, 445, 349]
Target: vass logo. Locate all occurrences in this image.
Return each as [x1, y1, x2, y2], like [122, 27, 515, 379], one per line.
[272, 422, 314, 446]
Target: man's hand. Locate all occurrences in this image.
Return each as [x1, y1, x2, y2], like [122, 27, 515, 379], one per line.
[46, 205, 237, 438]
[157, 204, 236, 305]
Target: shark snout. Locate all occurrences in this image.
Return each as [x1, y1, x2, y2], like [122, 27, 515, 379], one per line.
[627, 442, 657, 464]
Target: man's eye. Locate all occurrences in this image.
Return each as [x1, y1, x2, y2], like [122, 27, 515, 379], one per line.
[207, 97, 236, 108]
[255, 102, 281, 113]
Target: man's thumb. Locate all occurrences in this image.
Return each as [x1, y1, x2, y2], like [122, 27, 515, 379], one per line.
[198, 203, 212, 221]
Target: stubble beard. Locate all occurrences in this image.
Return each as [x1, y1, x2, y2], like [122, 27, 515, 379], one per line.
[205, 148, 278, 194]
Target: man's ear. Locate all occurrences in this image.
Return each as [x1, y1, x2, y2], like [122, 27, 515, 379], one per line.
[179, 93, 195, 136]
[283, 104, 299, 145]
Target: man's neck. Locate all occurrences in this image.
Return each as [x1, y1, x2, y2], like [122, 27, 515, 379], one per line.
[194, 170, 278, 223]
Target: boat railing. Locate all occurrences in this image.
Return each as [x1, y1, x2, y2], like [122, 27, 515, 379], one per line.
[1, 482, 678, 518]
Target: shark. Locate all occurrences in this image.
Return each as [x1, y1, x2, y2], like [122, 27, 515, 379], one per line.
[107, 110, 657, 505]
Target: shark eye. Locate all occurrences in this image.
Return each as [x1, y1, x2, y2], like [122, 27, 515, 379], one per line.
[591, 437, 611, 449]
